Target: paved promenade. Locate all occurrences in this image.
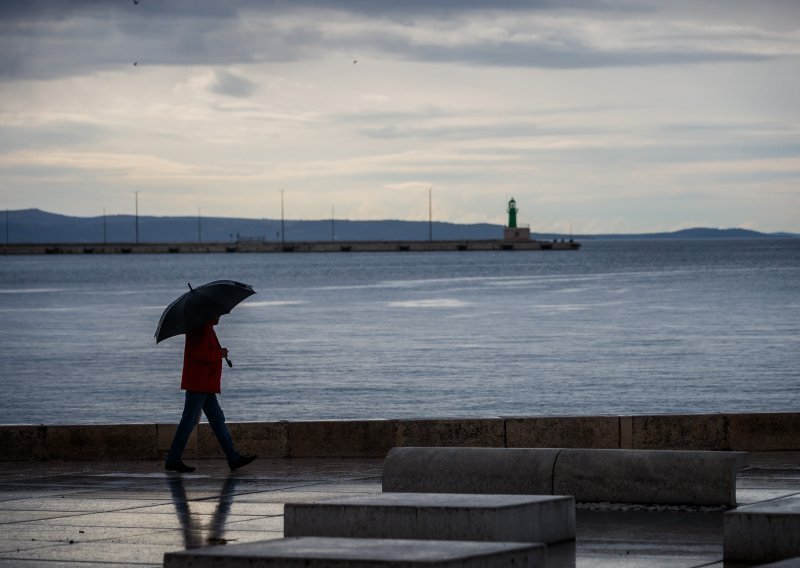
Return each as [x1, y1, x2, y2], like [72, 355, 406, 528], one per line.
[0, 452, 798, 567]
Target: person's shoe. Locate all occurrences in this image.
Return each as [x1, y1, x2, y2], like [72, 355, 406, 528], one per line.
[229, 454, 257, 471]
[165, 461, 196, 473]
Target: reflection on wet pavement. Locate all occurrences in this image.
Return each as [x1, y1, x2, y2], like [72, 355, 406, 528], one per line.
[0, 454, 797, 567]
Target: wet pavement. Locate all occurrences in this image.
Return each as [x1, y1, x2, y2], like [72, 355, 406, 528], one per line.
[0, 452, 798, 567]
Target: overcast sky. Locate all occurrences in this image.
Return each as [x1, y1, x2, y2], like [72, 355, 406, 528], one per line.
[1, 0, 798, 233]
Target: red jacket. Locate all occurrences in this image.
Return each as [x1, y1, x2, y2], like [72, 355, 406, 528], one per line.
[181, 323, 224, 393]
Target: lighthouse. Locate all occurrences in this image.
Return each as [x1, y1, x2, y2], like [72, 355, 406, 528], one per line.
[507, 197, 518, 228]
[503, 197, 531, 241]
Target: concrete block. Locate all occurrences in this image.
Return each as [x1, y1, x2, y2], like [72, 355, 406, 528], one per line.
[163, 536, 546, 568]
[287, 420, 394, 458]
[554, 448, 748, 506]
[382, 447, 559, 495]
[631, 414, 728, 450]
[727, 412, 800, 451]
[44, 424, 158, 461]
[0, 425, 44, 461]
[384, 446, 748, 506]
[157, 423, 198, 456]
[198, 421, 287, 458]
[506, 416, 619, 448]
[724, 495, 800, 564]
[395, 419, 505, 448]
[285, 492, 575, 544]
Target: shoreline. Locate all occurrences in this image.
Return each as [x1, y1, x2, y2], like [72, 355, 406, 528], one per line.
[2, 411, 797, 462]
[0, 238, 580, 255]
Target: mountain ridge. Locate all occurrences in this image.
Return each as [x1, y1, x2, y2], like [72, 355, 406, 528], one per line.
[1, 208, 796, 243]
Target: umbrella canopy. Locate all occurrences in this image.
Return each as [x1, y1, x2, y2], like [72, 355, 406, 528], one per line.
[155, 280, 255, 344]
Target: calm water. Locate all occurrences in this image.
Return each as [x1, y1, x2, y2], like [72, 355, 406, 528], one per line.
[0, 239, 798, 424]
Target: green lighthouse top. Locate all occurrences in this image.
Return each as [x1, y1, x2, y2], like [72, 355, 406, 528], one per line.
[507, 197, 518, 228]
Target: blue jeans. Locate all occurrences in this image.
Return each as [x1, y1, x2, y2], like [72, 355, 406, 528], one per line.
[166, 391, 240, 466]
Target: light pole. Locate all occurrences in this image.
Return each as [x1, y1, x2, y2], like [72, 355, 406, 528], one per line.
[428, 187, 433, 241]
[103, 207, 107, 244]
[134, 191, 139, 244]
[198, 207, 202, 243]
[331, 205, 335, 241]
[5, 209, 8, 245]
[280, 190, 285, 244]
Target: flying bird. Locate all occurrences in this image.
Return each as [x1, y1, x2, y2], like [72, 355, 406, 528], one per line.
[133, 0, 139, 4]
[353, 60, 357, 64]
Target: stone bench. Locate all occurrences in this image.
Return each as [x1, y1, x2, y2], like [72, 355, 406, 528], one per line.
[724, 495, 800, 564]
[284, 493, 575, 544]
[383, 447, 749, 507]
[163, 536, 546, 567]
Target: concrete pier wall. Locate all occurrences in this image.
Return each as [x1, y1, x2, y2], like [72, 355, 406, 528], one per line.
[1, 412, 797, 461]
[0, 238, 580, 255]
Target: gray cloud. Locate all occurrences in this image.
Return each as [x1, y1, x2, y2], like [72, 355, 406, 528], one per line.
[2, 0, 790, 81]
[361, 33, 773, 69]
[209, 70, 256, 97]
[0, 122, 106, 154]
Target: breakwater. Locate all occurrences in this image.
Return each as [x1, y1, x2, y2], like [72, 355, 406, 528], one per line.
[0, 239, 580, 255]
[2, 412, 797, 461]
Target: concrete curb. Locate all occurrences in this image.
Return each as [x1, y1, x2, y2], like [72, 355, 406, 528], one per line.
[1, 412, 798, 461]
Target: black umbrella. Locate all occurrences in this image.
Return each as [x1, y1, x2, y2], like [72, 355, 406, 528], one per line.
[155, 280, 256, 353]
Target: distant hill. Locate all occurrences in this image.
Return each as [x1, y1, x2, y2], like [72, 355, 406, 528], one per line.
[0, 209, 796, 243]
[575, 227, 784, 240]
[0, 209, 500, 243]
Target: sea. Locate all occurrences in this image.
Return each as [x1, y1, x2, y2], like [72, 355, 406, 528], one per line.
[0, 238, 798, 425]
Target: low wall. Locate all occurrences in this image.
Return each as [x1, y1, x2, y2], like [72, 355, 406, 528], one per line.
[1, 412, 798, 461]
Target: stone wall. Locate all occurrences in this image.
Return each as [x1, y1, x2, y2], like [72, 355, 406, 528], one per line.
[1, 412, 798, 461]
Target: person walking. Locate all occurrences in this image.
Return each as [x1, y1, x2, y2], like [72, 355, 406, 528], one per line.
[165, 316, 256, 473]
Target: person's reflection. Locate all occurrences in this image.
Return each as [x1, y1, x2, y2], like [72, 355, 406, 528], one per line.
[167, 474, 239, 549]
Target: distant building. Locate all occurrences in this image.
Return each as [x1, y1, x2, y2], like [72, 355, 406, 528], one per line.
[503, 197, 531, 241]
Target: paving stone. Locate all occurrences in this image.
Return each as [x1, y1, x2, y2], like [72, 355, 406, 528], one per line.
[143, 501, 284, 517]
[221, 516, 285, 532]
[737, 489, 800, 505]
[285, 492, 575, 544]
[39, 511, 262, 530]
[1, 540, 169, 565]
[0, 454, 798, 567]
[0, 497, 167, 513]
[163, 536, 547, 567]
[0, 511, 79, 524]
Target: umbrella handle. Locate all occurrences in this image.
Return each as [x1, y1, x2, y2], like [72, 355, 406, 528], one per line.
[225, 357, 233, 368]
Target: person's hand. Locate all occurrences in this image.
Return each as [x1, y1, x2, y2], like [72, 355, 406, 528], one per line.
[221, 348, 229, 358]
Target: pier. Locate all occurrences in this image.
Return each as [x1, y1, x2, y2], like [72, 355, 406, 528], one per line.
[0, 238, 581, 255]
